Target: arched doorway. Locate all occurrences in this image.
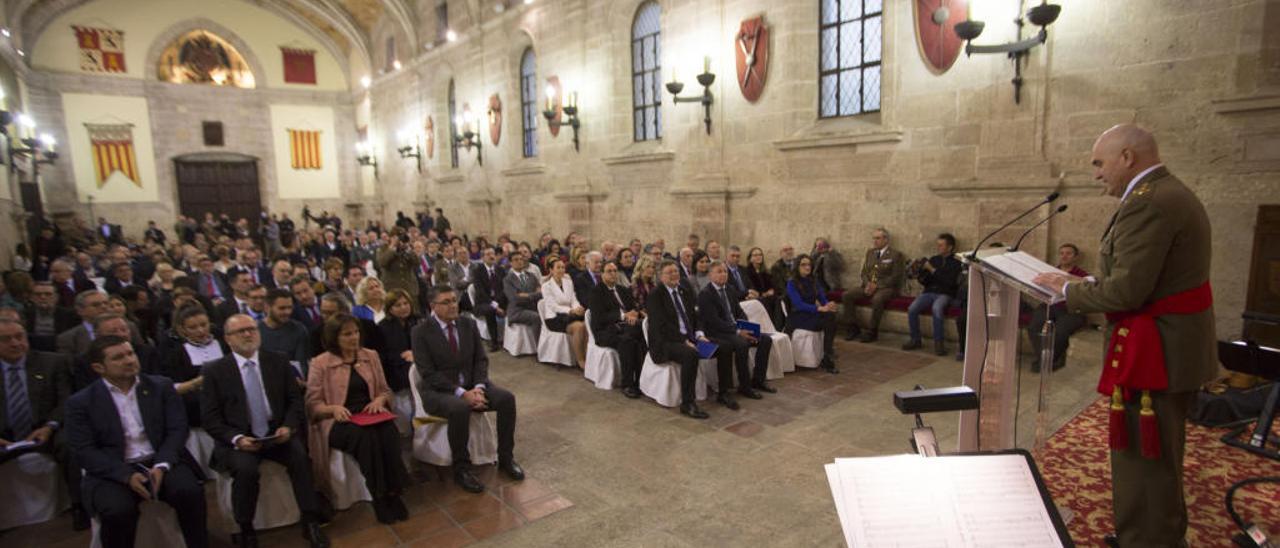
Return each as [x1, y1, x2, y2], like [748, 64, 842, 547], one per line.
[173, 152, 262, 230]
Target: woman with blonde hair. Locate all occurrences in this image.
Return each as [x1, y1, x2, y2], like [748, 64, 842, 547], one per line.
[352, 276, 387, 323]
[631, 254, 657, 315]
[540, 256, 588, 365]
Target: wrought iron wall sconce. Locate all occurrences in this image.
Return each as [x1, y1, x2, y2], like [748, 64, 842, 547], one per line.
[6, 113, 59, 175]
[665, 56, 715, 134]
[453, 105, 483, 166]
[953, 1, 1061, 104]
[542, 86, 580, 151]
[396, 131, 422, 173]
[355, 140, 379, 180]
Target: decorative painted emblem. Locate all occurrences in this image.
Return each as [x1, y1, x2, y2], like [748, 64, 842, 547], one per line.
[425, 116, 434, 159]
[914, 0, 968, 74]
[488, 94, 502, 146]
[734, 15, 769, 103]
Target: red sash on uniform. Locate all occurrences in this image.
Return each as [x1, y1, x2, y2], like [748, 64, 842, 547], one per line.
[1097, 281, 1212, 459]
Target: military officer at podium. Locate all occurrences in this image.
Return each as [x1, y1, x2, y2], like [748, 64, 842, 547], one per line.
[1035, 124, 1215, 548]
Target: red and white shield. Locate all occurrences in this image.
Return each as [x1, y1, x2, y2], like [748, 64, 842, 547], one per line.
[734, 15, 769, 103]
[914, 0, 967, 74]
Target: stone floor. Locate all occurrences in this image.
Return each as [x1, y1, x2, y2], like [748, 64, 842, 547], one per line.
[1, 332, 1103, 547]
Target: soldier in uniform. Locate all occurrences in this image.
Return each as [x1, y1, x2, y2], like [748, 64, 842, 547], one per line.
[841, 228, 905, 343]
[1035, 124, 1215, 548]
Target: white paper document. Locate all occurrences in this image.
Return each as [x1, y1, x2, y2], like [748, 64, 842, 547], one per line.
[826, 454, 1065, 547]
[978, 251, 1067, 304]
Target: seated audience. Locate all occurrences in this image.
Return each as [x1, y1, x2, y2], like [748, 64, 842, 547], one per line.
[194, 256, 230, 305]
[903, 233, 963, 356]
[290, 276, 324, 331]
[161, 305, 228, 427]
[810, 237, 846, 293]
[67, 335, 208, 548]
[470, 248, 507, 352]
[689, 250, 712, 293]
[1026, 243, 1091, 372]
[258, 289, 312, 376]
[631, 255, 658, 315]
[841, 228, 905, 343]
[314, 293, 383, 356]
[616, 248, 637, 287]
[377, 289, 419, 406]
[542, 257, 588, 365]
[573, 251, 602, 307]
[769, 245, 797, 296]
[698, 261, 775, 399]
[647, 260, 715, 419]
[677, 247, 695, 280]
[352, 277, 387, 323]
[376, 230, 418, 308]
[50, 259, 96, 308]
[411, 285, 523, 494]
[787, 254, 839, 373]
[587, 261, 646, 399]
[201, 315, 329, 548]
[76, 314, 161, 392]
[23, 281, 78, 352]
[743, 247, 783, 328]
[306, 314, 409, 524]
[214, 270, 255, 325]
[503, 253, 543, 341]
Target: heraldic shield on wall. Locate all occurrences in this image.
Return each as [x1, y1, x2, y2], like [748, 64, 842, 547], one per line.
[914, 0, 968, 74]
[735, 15, 769, 103]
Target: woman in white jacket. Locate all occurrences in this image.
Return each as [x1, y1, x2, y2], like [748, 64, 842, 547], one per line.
[541, 256, 587, 365]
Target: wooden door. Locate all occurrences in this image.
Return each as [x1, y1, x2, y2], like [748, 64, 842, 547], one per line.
[1245, 205, 1280, 346]
[173, 158, 261, 232]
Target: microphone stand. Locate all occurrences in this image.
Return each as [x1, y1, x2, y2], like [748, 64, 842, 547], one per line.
[967, 192, 1059, 261]
[1010, 204, 1069, 252]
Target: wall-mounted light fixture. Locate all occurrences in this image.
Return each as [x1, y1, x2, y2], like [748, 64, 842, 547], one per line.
[355, 140, 379, 179]
[542, 85, 580, 152]
[6, 113, 59, 175]
[453, 105, 483, 166]
[396, 130, 422, 173]
[666, 56, 716, 135]
[953, 1, 1061, 104]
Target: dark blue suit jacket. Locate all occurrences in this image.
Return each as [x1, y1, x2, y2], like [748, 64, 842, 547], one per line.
[697, 284, 746, 339]
[66, 374, 197, 514]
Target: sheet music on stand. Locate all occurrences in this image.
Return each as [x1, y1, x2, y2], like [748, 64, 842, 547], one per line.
[977, 251, 1068, 304]
[825, 450, 1072, 547]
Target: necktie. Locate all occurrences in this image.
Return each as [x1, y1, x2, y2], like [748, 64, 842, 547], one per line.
[205, 276, 215, 296]
[5, 366, 33, 439]
[241, 360, 271, 438]
[610, 287, 625, 309]
[719, 287, 732, 316]
[240, 301, 249, 314]
[672, 290, 694, 342]
[446, 323, 459, 354]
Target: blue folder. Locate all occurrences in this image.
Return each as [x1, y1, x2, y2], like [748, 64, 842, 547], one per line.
[736, 320, 762, 337]
[696, 340, 719, 359]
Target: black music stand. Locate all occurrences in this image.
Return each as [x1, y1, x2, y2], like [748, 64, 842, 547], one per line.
[1219, 312, 1280, 461]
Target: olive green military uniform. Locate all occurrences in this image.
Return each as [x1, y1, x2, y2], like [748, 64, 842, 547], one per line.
[1064, 167, 1217, 547]
[841, 247, 905, 334]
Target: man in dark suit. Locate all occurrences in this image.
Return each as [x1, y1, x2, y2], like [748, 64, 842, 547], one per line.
[66, 335, 208, 548]
[587, 261, 645, 399]
[104, 262, 149, 298]
[97, 218, 123, 245]
[24, 281, 79, 352]
[697, 261, 775, 398]
[144, 221, 167, 245]
[470, 248, 507, 352]
[215, 270, 256, 326]
[50, 259, 96, 309]
[573, 251, 602, 306]
[646, 260, 719, 419]
[201, 315, 328, 548]
[289, 277, 324, 331]
[195, 256, 231, 305]
[411, 285, 522, 494]
[0, 318, 82, 527]
[503, 253, 543, 341]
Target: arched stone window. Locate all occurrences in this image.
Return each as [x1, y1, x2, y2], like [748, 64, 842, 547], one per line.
[631, 2, 662, 141]
[519, 48, 538, 158]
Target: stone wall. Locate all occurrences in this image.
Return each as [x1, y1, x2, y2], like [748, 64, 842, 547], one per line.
[361, 0, 1280, 339]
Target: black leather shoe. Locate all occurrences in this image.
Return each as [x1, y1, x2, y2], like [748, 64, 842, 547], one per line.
[1103, 533, 1120, 548]
[859, 330, 878, 343]
[738, 387, 764, 400]
[238, 528, 259, 548]
[934, 341, 947, 356]
[716, 394, 740, 410]
[499, 460, 525, 481]
[843, 327, 860, 341]
[680, 402, 709, 419]
[489, 344, 502, 353]
[820, 358, 840, 374]
[391, 496, 409, 521]
[302, 521, 329, 548]
[622, 386, 642, 399]
[752, 381, 777, 394]
[454, 468, 486, 493]
[901, 339, 923, 350]
[71, 506, 90, 531]
[372, 497, 396, 524]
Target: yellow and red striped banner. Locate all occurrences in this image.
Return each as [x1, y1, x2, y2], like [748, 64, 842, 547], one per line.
[85, 123, 140, 188]
[288, 129, 322, 169]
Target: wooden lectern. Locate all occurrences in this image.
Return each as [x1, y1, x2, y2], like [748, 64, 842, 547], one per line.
[958, 249, 1066, 453]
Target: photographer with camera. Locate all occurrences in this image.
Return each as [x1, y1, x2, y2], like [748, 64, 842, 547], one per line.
[377, 228, 420, 312]
[902, 233, 963, 356]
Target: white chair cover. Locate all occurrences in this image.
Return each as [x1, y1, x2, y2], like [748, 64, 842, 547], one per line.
[391, 388, 415, 435]
[503, 321, 537, 357]
[407, 365, 498, 467]
[792, 329, 823, 368]
[185, 428, 216, 478]
[327, 451, 372, 510]
[214, 461, 301, 532]
[741, 299, 795, 377]
[466, 285, 504, 341]
[90, 500, 186, 548]
[582, 310, 620, 390]
[697, 358, 721, 393]
[535, 299, 575, 366]
[638, 318, 708, 407]
[0, 452, 66, 530]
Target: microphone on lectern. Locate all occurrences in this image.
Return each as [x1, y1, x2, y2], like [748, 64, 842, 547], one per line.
[967, 192, 1061, 261]
[1010, 204, 1069, 252]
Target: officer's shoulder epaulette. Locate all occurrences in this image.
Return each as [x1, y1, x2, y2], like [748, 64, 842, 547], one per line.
[1131, 180, 1154, 198]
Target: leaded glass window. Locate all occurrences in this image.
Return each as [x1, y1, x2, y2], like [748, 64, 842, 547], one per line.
[819, 0, 882, 117]
[631, 2, 662, 141]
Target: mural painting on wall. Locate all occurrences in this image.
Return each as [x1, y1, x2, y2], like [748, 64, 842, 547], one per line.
[158, 30, 256, 88]
[914, 0, 968, 74]
[74, 26, 126, 73]
[735, 15, 769, 103]
[85, 123, 140, 187]
[425, 116, 434, 159]
[288, 129, 322, 169]
[281, 47, 317, 84]
[488, 94, 502, 146]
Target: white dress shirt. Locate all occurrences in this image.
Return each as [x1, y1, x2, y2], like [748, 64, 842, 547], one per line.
[183, 339, 225, 368]
[230, 351, 272, 446]
[103, 378, 166, 469]
[541, 276, 580, 318]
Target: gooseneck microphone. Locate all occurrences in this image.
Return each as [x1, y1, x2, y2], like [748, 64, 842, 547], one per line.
[1010, 204, 1069, 252]
[967, 192, 1060, 260]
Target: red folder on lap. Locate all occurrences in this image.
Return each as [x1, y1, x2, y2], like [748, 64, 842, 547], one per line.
[349, 411, 397, 426]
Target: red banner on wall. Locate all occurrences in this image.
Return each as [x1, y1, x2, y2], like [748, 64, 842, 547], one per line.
[85, 123, 140, 187]
[289, 129, 322, 170]
[282, 47, 317, 85]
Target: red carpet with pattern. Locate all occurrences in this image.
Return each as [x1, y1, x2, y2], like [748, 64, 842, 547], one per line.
[1039, 398, 1280, 546]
